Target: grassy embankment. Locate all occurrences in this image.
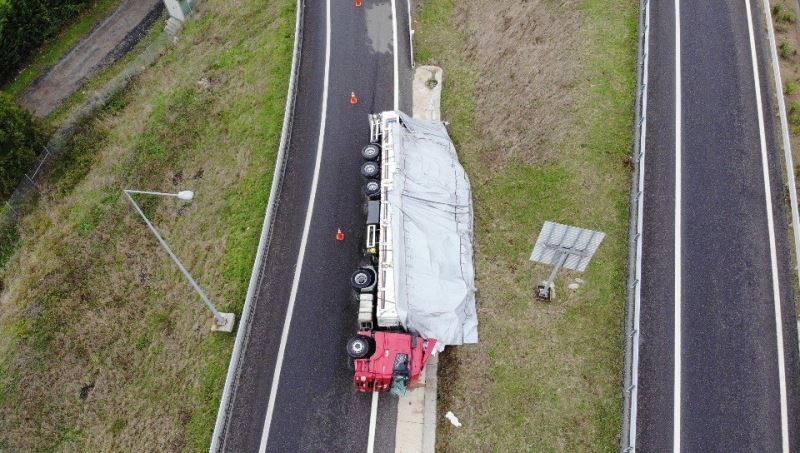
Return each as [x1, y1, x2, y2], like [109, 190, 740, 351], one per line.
[415, 0, 637, 450]
[0, 0, 294, 450]
[2, 0, 124, 97]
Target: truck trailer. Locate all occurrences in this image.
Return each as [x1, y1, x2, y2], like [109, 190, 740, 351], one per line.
[345, 111, 478, 394]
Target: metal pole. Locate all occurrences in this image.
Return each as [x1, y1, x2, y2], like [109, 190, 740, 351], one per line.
[542, 252, 568, 298]
[125, 189, 184, 198]
[123, 190, 228, 326]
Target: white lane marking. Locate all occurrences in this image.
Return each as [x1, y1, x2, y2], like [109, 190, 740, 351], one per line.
[744, 0, 790, 450]
[257, 0, 331, 450]
[366, 3, 402, 452]
[673, 0, 682, 451]
[366, 390, 379, 453]
[391, 0, 399, 110]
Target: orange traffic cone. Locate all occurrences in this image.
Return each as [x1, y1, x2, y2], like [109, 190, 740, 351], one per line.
[336, 228, 345, 241]
[350, 91, 359, 105]
[355, 0, 362, 7]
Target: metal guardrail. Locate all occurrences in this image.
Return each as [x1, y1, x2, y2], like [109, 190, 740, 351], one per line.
[622, 0, 650, 451]
[208, 0, 305, 451]
[763, 0, 800, 292]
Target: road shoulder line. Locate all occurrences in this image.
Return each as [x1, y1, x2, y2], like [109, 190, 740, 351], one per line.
[744, 0, 790, 449]
[673, 0, 682, 451]
[209, 0, 306, 450]
[256, 0, 331, 450]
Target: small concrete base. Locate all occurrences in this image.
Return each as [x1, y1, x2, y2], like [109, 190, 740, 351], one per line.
[395, 354, 438, 453]
[536, 282, 555, 301]
[393, 65, 446, 453]
[210, 312, 236, 333]
[412, 66, 443, 121]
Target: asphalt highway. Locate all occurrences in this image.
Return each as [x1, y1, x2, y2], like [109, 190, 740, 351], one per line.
[219, 1, 413, 451]
[637, 0, 800, 450]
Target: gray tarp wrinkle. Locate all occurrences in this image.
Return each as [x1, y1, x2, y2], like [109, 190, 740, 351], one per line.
[389, 112, 477, 345]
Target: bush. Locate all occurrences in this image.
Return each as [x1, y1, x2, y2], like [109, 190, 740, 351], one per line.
[0, 93, 45, 198]
[787, 81, 798, 95]
[0, 0, 92, 84]
[780, 41, 795, 59]
[774, 4, 797, 23]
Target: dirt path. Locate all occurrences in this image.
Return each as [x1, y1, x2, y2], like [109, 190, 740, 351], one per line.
[19, 0, 163, 117]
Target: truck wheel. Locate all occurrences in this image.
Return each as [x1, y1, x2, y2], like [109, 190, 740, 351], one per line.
[346, 335, 374, 359]
[363, 179, 380, 199]
[361, 144, 381, 161]
[351, 268, 376, 289]
[361, 161, 379, 178]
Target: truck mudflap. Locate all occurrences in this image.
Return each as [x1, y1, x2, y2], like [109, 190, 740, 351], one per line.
[353, 330, 437, 394]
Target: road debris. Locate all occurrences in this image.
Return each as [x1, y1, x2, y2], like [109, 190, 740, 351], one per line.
[445, 411, 462, 427]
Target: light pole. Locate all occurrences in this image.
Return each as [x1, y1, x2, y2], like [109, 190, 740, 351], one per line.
[123, 189, 235, 332]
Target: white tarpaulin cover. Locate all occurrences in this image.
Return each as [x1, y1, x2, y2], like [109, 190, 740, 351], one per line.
[387, 112, 478, 345]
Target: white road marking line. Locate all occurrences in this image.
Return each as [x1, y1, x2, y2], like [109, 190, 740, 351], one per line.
[366, 390, 379, 453]
[744, 0, 790, 450]
[367, 2, 401, 452]
[673, 0, 682, 451]
[391, 0, 399, 110]
[257, 0, 331, 450]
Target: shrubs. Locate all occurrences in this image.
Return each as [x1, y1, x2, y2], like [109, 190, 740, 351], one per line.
[0, 93, 45, 198]
[780, 41, 795, 59]
[774, 4, 797, 23]
[0, 0, 92, 84]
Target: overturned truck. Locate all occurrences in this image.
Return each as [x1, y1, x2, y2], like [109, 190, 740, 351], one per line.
[346, 111, 478, 394]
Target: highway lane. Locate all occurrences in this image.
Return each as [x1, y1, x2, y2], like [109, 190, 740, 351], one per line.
[220, 0, 413, 451]
[637, 0, 800, 451]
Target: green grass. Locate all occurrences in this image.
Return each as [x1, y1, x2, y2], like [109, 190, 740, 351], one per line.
[781, 41, 795, 59]
[415, 0, 636, 450]
[3, 0, 124, 97]
[775, 3, 798, 23]
[0, 0, 295, 450]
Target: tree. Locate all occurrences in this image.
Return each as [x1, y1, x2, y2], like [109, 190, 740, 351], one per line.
[0, 0, 91, 83]
[0, 93, 44, 198]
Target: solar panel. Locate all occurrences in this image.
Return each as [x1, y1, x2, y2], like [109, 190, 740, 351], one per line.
[530, 221, 605, 272]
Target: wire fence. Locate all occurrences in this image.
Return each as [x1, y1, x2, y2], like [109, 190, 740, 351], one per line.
[621, 0, 650, 451]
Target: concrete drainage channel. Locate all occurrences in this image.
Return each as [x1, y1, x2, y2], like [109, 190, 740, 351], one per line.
[392, 65, 445, 453]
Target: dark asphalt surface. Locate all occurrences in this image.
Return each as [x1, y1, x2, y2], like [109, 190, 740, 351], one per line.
[221, 1, 413, 451]
[638, 0, 800, 451]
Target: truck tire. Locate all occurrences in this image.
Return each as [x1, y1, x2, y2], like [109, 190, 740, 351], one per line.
[361, 144, 381, 161]
[346, 335, 374, 359]
[363, 179, 380, 199]
[351, 268, 376, 289]
[361, 161, 379, 178]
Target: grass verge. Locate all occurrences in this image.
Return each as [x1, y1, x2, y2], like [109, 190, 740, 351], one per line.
[414, 0, 637, 450]
[772, 0, 800, 312]
[0, 0, 294, 450]
[2, 0, 124, 98]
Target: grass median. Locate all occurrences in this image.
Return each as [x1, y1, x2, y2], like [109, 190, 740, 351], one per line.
[0, 0, 294, 450]
[414, 0, 637, 450]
